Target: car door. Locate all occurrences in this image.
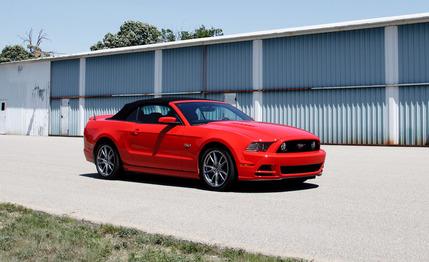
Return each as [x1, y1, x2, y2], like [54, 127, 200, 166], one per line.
[151, 124, 194, 172]
[125, 104, 191, 172]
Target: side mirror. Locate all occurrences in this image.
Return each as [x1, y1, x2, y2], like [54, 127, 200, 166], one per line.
[158, 116, 180, 125]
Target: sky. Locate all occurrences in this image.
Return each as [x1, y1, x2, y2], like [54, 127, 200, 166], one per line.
[2, 0, 429, 55]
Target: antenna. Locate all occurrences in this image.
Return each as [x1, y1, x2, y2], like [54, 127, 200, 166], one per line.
[93, 113, 96, 120]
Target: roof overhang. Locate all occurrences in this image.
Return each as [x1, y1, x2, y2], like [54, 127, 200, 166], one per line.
[2, 12, 429, 65]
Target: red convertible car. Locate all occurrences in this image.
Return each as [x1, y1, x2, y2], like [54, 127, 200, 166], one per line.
[84, 98, 326, 191]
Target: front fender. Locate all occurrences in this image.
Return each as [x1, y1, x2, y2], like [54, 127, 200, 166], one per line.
[199, 134, 250, 167]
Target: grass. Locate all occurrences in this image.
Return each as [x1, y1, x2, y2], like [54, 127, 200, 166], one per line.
[0, 203, 304, 262]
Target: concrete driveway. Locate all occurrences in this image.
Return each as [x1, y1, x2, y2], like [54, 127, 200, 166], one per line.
[0, 135, 428, 261]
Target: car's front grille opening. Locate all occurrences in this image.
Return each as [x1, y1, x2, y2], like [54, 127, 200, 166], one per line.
[255, 165, 275, 176]
[280, 164, 322, 174]
[277, 140, 320, 153]
[258, 165, 273, 171]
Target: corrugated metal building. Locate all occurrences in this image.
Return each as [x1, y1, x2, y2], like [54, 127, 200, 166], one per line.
[1, 13, 429, 146]
[0, 61, 50, 136]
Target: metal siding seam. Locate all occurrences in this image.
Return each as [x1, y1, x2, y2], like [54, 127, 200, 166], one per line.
[79, 58, 86, 135]
[253, 40, 263, 121]
[154, 50, 162, 97]
[203, 46, 208, 96]
[385, 26, 400, 145]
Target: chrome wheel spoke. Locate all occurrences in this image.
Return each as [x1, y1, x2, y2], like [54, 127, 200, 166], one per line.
[218, 171, 227, 181]
[209, 155, 215, 165]
[204, 165, 215, 173]
[107, 150, 114, 161]
[213, 173, 218, 186]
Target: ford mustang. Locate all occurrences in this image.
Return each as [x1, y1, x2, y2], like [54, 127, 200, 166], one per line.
[84, 98, 326, 191]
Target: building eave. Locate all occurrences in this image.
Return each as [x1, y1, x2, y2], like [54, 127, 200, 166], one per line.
[2, 12, 429, 65]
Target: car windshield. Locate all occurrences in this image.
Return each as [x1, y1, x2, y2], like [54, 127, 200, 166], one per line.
[176, 102, 253, 125]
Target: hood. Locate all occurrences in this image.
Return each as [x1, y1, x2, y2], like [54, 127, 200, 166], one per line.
[202, 121, 319, 141]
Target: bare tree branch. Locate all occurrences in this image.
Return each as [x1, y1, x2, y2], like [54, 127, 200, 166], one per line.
[36, 29, 49, 46]
[18, 28, 52, 57]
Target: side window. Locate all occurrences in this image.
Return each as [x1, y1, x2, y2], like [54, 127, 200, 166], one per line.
[125, 108, 138, 122]
[137, 105, 177, 124]
[196, 105, 241, 121]
[1, 102, 5, 111]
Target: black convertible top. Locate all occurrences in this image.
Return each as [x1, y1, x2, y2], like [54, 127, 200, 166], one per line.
[109, 97, 211, 120]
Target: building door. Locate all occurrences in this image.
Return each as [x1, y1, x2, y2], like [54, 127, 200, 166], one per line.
[60, 99, 69, 136]
[0, 100, 6, 134]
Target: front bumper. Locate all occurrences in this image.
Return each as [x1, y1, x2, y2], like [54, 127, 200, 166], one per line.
[237, 149, 326, 181]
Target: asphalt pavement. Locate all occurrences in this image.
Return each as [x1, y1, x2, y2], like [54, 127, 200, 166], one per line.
[0, 135, 428, 261]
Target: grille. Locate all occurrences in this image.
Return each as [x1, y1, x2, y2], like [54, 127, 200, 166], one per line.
[277, 140, 320, 153]
[280, 164, 322, 174]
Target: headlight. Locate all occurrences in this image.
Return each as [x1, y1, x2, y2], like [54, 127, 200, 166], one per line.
[246, 142, 273, 152]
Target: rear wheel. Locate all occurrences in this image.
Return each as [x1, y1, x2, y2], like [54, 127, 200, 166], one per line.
[200, 147, 236, 191]
[95, 143, 121, 179]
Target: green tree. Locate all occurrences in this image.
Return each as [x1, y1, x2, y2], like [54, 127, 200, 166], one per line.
[90, 21, 223, 50]
[91, 21, 161, 50]
[160, 29, 176, 42]
[179, 25, 223, 40]
[0, 45, 33, 63]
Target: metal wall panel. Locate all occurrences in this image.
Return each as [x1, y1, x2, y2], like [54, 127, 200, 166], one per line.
[237, 93, 254, 119]
[163, 47, 204, 93]
[207, 41, 252, 91]
[51, 59, 80, 97]
[399, 86, 429, 145]
[205, 93, 224, 101]
[0, 61, 50, 136]
[49, 99, 80, 136]
[161, 93, 204, 100]
[399, 23, 429, 84]
[263, 88, 387, 144]
[263, 28, 385, 89]
[68, 99, 80, 136]
[85, 52, 154, 96]
[49, 100, 60, 135]
[84, 96, 152, 123]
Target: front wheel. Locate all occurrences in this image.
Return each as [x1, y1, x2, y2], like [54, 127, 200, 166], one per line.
[95, 143, 122, 179]
[200, 147, 236, 191]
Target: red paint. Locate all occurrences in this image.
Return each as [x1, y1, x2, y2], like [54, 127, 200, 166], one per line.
[84, 99, 326, 181]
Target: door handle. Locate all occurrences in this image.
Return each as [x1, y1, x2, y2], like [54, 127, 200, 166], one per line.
[132, 129, 140, 136]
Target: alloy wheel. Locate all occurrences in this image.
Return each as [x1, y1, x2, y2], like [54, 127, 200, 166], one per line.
[96, 144, 116, 177]
[203, 150, 229, 188]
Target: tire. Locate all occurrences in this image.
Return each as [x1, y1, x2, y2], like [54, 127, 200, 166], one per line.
[95, 142, 122, 179]
[200, 147, 237, 191]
